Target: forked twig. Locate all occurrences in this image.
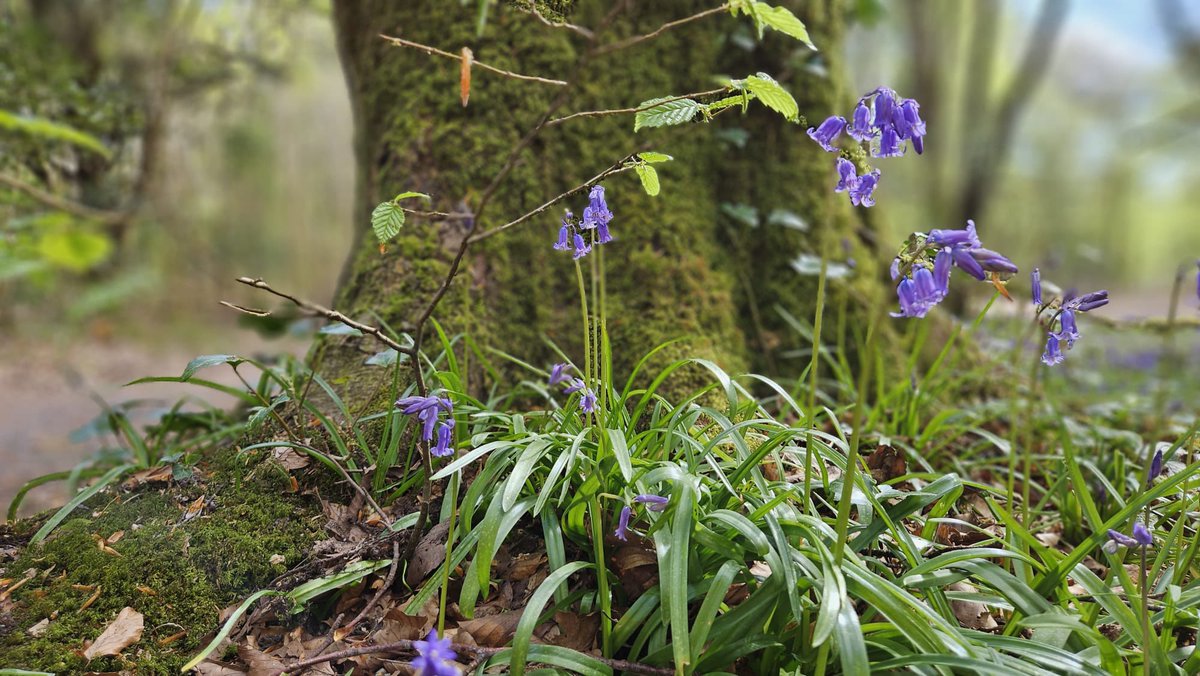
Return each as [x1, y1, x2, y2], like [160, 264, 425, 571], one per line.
[380, 35, 568, 86]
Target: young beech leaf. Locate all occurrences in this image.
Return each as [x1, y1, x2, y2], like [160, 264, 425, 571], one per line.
[745, 73, 798, 121]
[634, 97, 701, 131]
[635, 164, 661, 196]
[637, 151, 674, 164]
[371, 201, 405, 243]
[755, 3, 817, 50]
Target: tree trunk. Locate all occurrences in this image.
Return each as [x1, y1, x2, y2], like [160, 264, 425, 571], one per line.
[321, 0, 874, 408]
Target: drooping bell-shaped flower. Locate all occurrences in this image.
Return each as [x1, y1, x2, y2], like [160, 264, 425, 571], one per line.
[432, 419, 455, 457]
[848, 100, 874, 142]
[849, 169, 880, 207]
[634, 494, 670, 511]
[1107, 529, 1139, 548]
[582, 185, 613, 231]
[933, 248, 952, 296]
[1057, 309, 1079, 346]
[1031, 268, 1042, 305]
[412, 631, 458, 676]
[807, 115, 846, 152]
[951, 246, 986, 281]
[1070, 290, 1109, 313]
[1041, 334, 1065, 366]
[968, 248, 1018, 274]
[877, 125, 904, 158]
[873, 88, 897, 131]
[892, 278, 919, 318]
[572, 233, 591, 260]
[927, 221, 981, 248]
[548, 362, 571, 386]
[834, 157, 858, 193]
[1149, 448, 1164, 486]
[1132, 522, 1153, 546]
[614, 506, 631, 541]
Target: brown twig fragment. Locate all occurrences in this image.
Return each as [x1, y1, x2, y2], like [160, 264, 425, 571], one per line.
[594, 3, 731, 56]
[231, 277, 414, 357]
[0, 172, 131, 226]
[380, 35, 568, 86]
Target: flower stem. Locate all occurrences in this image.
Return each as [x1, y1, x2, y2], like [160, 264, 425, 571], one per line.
[589, 497, 612, 656]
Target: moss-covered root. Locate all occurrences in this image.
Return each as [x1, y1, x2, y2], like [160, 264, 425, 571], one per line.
[0, 450, 324, 674]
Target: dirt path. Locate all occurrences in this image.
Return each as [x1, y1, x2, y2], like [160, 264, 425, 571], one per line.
[0, 335, 307, 517]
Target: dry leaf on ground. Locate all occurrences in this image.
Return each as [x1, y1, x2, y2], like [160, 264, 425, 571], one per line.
[82, 606, 143, 660]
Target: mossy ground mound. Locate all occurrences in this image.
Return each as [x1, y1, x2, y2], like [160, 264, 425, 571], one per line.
[0, 449, 325, 674]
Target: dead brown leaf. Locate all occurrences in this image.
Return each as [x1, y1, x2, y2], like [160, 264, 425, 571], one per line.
[459, 610, 522, 647]
[121, 465, 173, 490]
[82, 606, 143, 660]
[372, 609, 431, 643]
[405, 520, 451, 587]
[271, 446, 311, 471]
[948, 582, 998, 631]
[193, 662, 246, 676]
[548, 611, 598, 652]
[503, 553, 547, 581]
[866, 444, 907, 483]
[239, 642, 286, 676]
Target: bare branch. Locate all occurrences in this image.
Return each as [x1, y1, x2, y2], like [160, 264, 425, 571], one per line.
[547, 87, 727, 127]
[525, 4, 594, 39]
[0, 172, 130, 226]
[379, 35, 568, 86]
[231, 277, 414, 356]
[595, 3, 730, 56]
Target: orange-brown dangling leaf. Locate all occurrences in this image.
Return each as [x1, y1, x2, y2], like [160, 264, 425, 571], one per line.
[460, 47, 473, 108]
[989, 272, 1013, 301]
[379, 243, 387, 255]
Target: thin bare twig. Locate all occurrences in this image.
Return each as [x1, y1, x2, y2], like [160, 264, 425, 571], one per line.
[271, 638, 675, 676]
[547, 87, 727, 127]
[379, 35, 568, 87]
[526, 4, 594, 39]
[0, 172, 131, 226]
[402, 208, 473, 220]
[594, 3, 731, 56]
[231, 277, 414, 356]
[468, 157, 636, 243]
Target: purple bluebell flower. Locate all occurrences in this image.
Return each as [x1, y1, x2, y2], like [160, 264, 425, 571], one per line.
[877, 125, 904, 158]
[432, 419, 455, 457]
[968, 248, 1018, 274]
[848, 100, 873, 142]
[889, 257, 901, 281]
[895, 98, 926, 155]
[892, 278, 919, 318]
[873, 88, 897, 130]
[572, 233, 591, 260]
[927, 222, 980, 249]
[807, 115, 846, 152]
[1107, 529, 1139, 548]
[1041, 334, 1065, 366]
[1069, 290, 1109, 313]
[596, 219, 613, 244]
[548, 362, 571, 387]
[1031, 268, 1042, 305]
[614, 506, 631, 541]
[891, 266, 945, 318]
[554, 225, 570, 251]
[634, 494, 669, 512]
[951, 246, 986, 281]
[849, 169, 880, 207]
[563, 378, 585, 395]
[1132, 522, 1153, 546]
[1057, 310, 1079, 346]
[582, 186, 613, 232]
[580, 389, 597, 413]
[933, 248, 952, 296]
[396, 395, 454, 442]
[834, 157, 858, 193]
[1149, 448, 1164, 486]
[412, 630, 458, 676]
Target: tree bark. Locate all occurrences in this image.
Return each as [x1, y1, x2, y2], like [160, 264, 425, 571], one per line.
[321, 0, 873, 408]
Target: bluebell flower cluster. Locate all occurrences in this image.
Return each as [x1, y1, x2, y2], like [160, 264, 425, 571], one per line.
[396, 394, 455, 457]
[889, 220, 1016, 318]
[412, 630, 458, 676]
[547, 362, 595, 414]
[1107, 522, 1154, 549]
[554, 185, 614, 259]
[1031, 270, 1109, 366]
[614, 493, 669, 541]
[809, 87, 926, 208]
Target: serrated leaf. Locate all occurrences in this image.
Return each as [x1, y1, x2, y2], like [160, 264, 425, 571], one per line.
[745, 73, 798, 121]
[634, 97, 701, 131]
[635, 165, 661, 196]
[181, 354, 243, 381]
[755, 3, 817, 50]
[371, 201, 405, 243]
[637, 151, 673, 164]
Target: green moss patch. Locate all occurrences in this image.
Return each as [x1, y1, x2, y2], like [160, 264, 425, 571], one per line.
[0, 449, 324, 673]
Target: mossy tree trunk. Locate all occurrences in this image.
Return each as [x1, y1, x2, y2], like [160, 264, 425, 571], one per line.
[321, 0, 877, 409]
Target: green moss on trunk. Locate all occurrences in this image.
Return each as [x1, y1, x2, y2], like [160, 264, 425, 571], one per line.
[320, 1, 870, 410]
[0, 450, 324, 673]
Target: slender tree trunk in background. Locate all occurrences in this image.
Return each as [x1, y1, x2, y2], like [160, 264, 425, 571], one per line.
[321, 0, 875, 408]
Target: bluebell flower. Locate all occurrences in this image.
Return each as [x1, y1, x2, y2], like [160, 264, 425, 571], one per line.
[563, 378, 585, 395]
[548, 362, 571, 387]
[582, 186, 613, 232]
[895, 98, 926, 154]
[848, 100, 873, 142]
[1107, 529, 1140, 548]
[834, 157, 857, 193]
[432, 419, 455, 457]
[877, 125, 904, 158]
[412, 630, 458, 676]
[807, 115, 846, 152]
[1057, 309, 1079, 346]
[572, 233, 591, 260]
[889, 257, 901, 281]
[849, 169, 880, 207]
[1149, 448, 1164, 486]
[580, 389, 597, 413]
[968, 248, 1018, 274]
[1133, 522, 1153, 546]
[933, 248, 952, 295]
[1068, 290, 1109, 313]
[891, 265, 945, 318]
[873, 88, 897, 131]
[893, 278, 919, 318]
[1041, 334, 1064, 366]
[951, 246, 986, 280]
[634, 494, 669, 511]
[1031, 268, 1042, 305]
[396, 395, 453, 443]
[614, 506, 631, 541]
[927, 222, 980, 249]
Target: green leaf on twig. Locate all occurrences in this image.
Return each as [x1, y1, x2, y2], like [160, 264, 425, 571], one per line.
[635, 164, 661, 196]
[371, 192, 430, 244]
[744, 73, 799, 121]
[634, 97, 701, 131]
